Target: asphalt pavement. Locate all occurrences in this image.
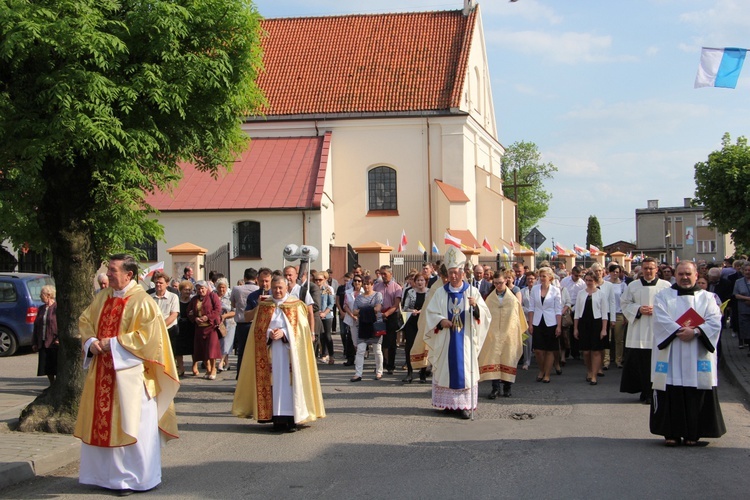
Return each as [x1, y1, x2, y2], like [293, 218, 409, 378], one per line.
[1, 327, 749, 493]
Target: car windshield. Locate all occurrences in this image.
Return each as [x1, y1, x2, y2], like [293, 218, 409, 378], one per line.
[26, 276, 55, 301]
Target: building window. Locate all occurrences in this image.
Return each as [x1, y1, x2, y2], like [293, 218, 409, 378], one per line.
[130, 236, 157, 262]
[697, 240, 716, 254]
[234, 221, 261, 258]
[368, 166, 397, 212]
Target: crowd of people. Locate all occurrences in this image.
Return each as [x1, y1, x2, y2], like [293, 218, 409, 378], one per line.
[68, 250, 749, 494]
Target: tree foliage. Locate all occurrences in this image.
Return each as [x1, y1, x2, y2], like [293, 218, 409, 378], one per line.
[694, 133, 750, 249]
[0, 0, 265, 432]
[586, 215, 603, 249]
[501, 141, 558, 241]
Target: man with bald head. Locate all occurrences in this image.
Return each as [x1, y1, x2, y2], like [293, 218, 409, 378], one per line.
[650, 261, 725, 446]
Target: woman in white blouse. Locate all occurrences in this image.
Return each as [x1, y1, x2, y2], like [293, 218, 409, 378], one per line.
[527, 267, 562, 383]
[573, 271, 610, 385]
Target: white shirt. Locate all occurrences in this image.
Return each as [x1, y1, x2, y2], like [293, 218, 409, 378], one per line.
[560, 276, 586, 307]
[152, 290, 179, 328]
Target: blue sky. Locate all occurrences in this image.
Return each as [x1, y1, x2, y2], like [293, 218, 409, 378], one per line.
[252, 0, 750, 250]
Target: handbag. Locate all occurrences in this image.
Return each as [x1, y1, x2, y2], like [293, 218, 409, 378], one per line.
[373, 320, 387, 337]
[217, 322, 227, 338]
[561, 309, 573, 328]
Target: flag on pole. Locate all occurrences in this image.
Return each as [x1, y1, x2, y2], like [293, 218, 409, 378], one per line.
[555, 242, 568, 255]
[482, 236, 492, 253]
[139, 261, 164, 280]
[502, 246, 511, 256]
[494, 246, 501, 254]
[510, 240, 516, 251]
[417, 240, 427, 254]
[444, 232, 461, 249]
[589, 244, 601, 254]
[573, 244, 586, 255]
[398, 229, 407, 252]
[386, 238, 390, 247]
[431, 241, 440, 254]
[695, 47, 748, 89]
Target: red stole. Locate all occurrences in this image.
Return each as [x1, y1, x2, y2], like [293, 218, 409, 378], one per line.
[90, 296, 128, 447]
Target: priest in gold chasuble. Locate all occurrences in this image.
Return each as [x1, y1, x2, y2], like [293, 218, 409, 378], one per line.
[75, 254, 179, 495]
[233, 275, 325, 432]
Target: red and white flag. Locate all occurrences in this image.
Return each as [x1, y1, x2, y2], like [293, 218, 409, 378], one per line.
[573, 244, 586, 255]
[444, 232, 462, 249]
[589, 244, 601, 254]
[555, 243, 568, 255]
[398, 229, 408, 252]
[139, 261, 165, 280]
[482, 236, 492, 253]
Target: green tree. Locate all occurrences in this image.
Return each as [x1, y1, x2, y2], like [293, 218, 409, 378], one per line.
[501, 141, 558, 241]
[586, 215, 603, 249]
[694, 133, 750, 249]
[0, 0, 264, 432]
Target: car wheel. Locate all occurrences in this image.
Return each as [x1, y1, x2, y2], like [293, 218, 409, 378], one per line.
[0, 327, 18, 357]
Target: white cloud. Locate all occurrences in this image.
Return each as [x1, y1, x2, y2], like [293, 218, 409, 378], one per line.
[645, 46, 660, 56]
[512, 83, 556, 99]
[480, 0, 563, 25]
[679, 0, 750, 45]
[487, 30, 637, 64]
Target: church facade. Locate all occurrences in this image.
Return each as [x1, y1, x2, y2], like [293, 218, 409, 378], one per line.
[146, 3, 517, 281]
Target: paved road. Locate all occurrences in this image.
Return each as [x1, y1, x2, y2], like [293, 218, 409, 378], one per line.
[2, 339, 750, 499]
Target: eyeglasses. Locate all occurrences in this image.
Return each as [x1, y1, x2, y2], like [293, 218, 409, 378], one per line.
[352, 279, 362, 283]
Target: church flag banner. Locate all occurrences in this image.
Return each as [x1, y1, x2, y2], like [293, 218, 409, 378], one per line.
[398, 229, 408, 252]
[482, 236, 492, 253]
[444, 233, 461, 249]
[431, 241, 440, 254]
[417, 240, 427, 254]
[139, 261, 164, 280]
[695, 47, 748, 89]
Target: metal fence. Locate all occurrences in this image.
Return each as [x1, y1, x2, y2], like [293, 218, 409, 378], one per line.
[389, 253, 437, 284]
[205, 242, 231, 284]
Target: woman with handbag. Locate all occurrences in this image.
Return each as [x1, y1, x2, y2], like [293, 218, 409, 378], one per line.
[216, 278, 236, 373]
[401, 274, 429, 383]
[188, 280, 223, 380]
[349, 275, 383, 382]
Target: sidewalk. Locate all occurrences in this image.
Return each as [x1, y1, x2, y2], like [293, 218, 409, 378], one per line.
[0, 391, 79, 490]
[1, 328, 749, 491]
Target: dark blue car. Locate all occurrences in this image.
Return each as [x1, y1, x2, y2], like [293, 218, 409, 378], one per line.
[0, 273, 55, 356]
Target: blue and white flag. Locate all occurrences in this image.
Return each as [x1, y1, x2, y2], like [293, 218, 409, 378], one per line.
[695, 47, 748, 89]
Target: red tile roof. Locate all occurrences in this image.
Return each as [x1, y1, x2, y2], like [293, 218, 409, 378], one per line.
[436, 179, 470, 202]
[146, 134, 330, 211]
[257, 9, 476, 116]
[447, 229, 480, 249]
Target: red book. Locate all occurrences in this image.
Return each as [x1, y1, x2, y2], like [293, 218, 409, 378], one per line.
[676, 307, 704, 328]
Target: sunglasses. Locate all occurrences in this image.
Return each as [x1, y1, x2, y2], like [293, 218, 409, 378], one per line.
[353, 279, 362, 283]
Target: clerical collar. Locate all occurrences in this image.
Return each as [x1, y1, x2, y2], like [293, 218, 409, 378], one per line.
[640, 277, 657, 287]
[672, 282, 701, 296]
[113, 280, 136, 298]
[272, 294, 289, 306]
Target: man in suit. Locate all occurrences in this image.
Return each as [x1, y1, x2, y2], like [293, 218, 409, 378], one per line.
[512, 262, 527, 289]
[472, 264, 492, 298]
